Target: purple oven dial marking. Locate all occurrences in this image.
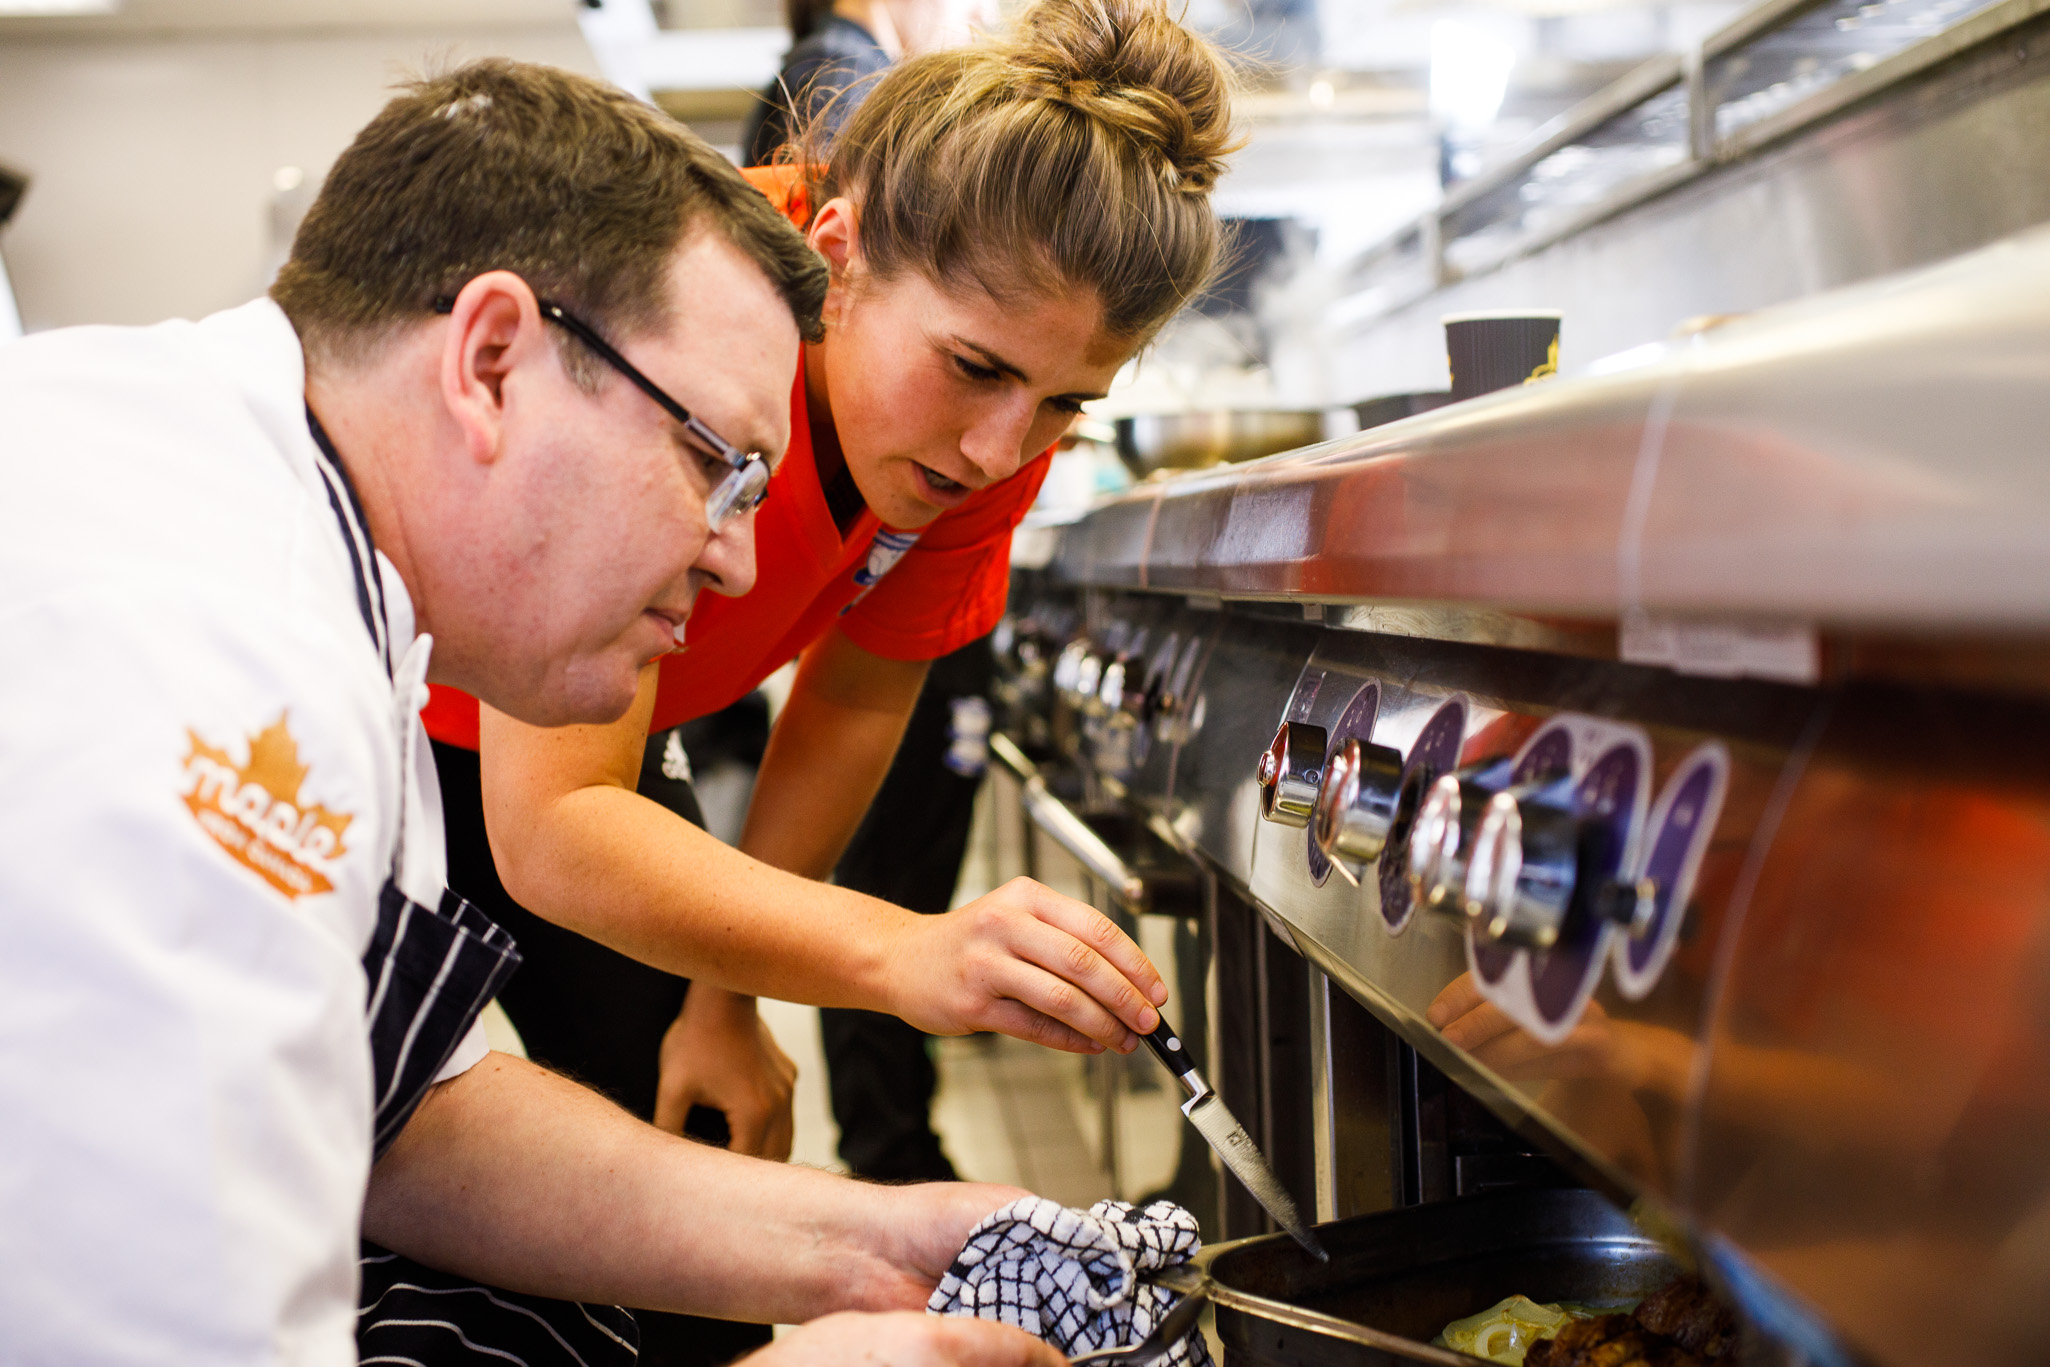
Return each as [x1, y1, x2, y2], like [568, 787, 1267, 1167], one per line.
[1308, 683, 1380, 888]
[1514, 728, 1575, 785]
[1529, 742, 1641, 1025]
[1379, 697, 1468, 933]
[1615, 743, 1729, 999]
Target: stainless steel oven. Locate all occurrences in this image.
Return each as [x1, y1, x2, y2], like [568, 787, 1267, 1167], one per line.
[988, 226, 2050, 1367]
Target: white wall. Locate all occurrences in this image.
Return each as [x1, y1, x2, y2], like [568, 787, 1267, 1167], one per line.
[0, 248, 20, 340]
[0, 23, 598, 331]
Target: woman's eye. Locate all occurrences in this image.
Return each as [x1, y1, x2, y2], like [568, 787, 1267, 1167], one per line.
[1048, 397, 1086, 416]
[953, 354, 1002, 383]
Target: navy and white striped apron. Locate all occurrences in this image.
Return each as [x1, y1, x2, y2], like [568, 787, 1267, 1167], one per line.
[308, 412, 640, 1366]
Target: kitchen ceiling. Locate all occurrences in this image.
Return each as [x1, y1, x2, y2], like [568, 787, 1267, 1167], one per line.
[0, 0, 579, 36]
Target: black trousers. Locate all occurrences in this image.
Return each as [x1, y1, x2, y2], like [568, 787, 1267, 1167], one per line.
[434, 738, 771, 1367]
[821, 637, 995, 1182]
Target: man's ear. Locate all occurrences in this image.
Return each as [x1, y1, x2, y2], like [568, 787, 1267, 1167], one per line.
[439, 270, 549, 468]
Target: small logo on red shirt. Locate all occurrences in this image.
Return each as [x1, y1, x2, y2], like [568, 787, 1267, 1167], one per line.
[842, 528, 922, 614]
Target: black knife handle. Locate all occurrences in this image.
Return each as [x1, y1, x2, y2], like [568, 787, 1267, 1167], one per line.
[1142, 1016, 1200, 1082]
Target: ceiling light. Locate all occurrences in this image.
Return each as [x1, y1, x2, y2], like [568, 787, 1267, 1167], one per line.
[1430, 20, 1517, 131]
[0, 0, 119, 14]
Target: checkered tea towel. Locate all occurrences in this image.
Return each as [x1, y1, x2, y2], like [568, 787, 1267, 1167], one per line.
[928, 1196, 1213, 1366]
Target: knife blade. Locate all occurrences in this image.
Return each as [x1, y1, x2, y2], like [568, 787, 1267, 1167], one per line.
[1140, 1018, 1328, 1261]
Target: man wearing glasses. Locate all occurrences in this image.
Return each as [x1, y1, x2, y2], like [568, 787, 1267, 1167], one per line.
[0, 61, 1114, 1366]
[431, 293, 775, 538]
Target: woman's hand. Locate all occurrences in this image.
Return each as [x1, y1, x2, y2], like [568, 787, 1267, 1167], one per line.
[653, 986, 797, 1159]
[885, 877, 1167, 1054]
[480, 685, 1170, 1055]
[744, 1313, 1063, 1367]
[1427, 972, 1621, 1082]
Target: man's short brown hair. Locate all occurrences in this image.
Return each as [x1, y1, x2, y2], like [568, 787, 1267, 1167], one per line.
[273, 59, 825, 370]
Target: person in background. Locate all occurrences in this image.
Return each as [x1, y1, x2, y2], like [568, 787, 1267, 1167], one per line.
[741, 0, 980, 168]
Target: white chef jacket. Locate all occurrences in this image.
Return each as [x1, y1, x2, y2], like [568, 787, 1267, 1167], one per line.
[0, 299, 488, 1365]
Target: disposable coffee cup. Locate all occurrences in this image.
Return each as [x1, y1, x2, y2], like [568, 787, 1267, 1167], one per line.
[1443, 311, 1562, 401]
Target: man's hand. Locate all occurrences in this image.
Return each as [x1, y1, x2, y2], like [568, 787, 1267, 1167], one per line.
[654, 986, 797, 1159]
[885, 877, 1167, 1055]
[744, 1313, 1063, 1367]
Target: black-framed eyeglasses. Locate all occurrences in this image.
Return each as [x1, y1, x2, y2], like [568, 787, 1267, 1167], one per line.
[432, 293, 770, 532]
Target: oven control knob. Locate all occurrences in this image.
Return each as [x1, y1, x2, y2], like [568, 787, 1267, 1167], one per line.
[1405, 763, 1514, 915]
[1313, 737, 1406, 868]
[1074, 653, 1104, 711]
[1256, 720, 1328, 828]
[1596, 875, 1659, 938]
[1052, 642, 1079, 695]
[1156, 638, 1203, 734]
[1097, 659, 1126, 713]
[1406, 773, 1470, 911]
[1138, 635, 1179, 722]
[1122, 662, 1152, 717]
[1463, 780, 1583, 949]
[1054, 641, 1093, 702]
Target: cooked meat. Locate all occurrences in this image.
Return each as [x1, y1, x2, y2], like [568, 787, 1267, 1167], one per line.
[1520, 1276, 1735, 1367]
[1524, 1314, 1688, 1367]
[1632, 1277, 1735, 1359]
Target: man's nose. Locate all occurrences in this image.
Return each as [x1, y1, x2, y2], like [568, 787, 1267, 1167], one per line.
[698, 506, 759, 599]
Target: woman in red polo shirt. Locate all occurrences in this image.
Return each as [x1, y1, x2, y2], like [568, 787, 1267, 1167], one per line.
[426, 0, 1233, 1215]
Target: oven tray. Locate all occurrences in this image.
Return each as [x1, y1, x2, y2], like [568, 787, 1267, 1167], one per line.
[1186, 1188, 1683, 1367]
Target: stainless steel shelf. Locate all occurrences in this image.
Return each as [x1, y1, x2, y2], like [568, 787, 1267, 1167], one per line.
[1060, 222, 2050, 632]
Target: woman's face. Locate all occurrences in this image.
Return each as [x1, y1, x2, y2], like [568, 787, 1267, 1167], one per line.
[809, 200, 1133, 530]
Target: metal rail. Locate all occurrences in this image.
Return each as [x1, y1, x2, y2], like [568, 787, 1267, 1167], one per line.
[988, 732, 1148, 910]
[1342, 0, 2050, 316]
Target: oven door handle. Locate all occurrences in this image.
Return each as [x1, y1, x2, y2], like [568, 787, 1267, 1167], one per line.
[989, 732, 1146, 911]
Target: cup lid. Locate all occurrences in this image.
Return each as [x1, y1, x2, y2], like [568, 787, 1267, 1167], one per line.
[1441, 309, 1564, 324]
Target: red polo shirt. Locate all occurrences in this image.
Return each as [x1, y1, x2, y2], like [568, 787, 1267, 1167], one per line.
[422, 170, 1052, 749]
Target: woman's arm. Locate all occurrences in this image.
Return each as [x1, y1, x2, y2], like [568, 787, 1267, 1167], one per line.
[479, 663, 1164, 1053]
[740, 627, 930, 879]
[657, 629, 925, 1148]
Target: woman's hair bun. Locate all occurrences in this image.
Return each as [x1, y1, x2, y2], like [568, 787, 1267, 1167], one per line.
[815, 0, 1239, 339]
[1010, 0, 1240, 195]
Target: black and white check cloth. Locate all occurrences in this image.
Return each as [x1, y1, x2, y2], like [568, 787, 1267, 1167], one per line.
[927, 1197, 1213, 1366]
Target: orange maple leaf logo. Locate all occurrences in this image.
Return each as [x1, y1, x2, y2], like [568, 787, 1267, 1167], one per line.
[179, 712, 353, 901]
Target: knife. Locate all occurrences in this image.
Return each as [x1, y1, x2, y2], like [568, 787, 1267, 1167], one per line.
[1140, 1017, 1329, 1261]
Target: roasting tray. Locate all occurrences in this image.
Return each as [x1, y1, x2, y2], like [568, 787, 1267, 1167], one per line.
[1162, 1188, 1682, 1367]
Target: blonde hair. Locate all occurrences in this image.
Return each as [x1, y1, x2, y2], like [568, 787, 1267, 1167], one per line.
[807, 0, 1239, 341]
